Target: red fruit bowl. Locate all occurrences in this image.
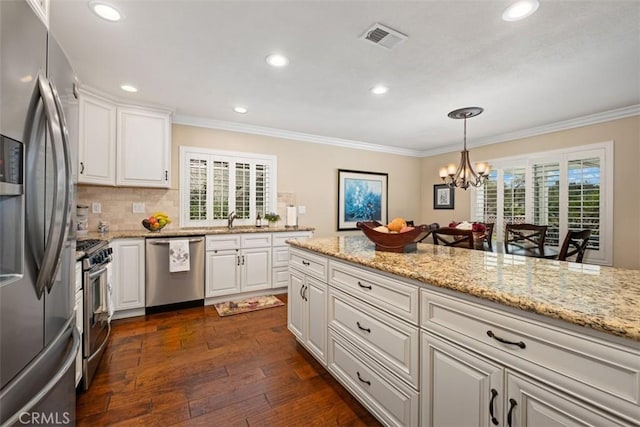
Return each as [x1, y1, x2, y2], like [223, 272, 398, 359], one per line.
[357, 221, 430, 253]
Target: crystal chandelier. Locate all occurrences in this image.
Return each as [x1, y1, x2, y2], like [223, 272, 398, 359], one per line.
[439, 107, 491, 190]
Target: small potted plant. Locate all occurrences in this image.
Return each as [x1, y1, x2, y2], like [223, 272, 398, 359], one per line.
[264, 212, 280, 227]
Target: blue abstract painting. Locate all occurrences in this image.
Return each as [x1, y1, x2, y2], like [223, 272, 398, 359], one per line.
[338, 169, 388, 230]
[344, 178, 382, 222]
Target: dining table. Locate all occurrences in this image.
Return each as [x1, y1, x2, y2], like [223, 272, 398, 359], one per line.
[494, 243, 559, 259]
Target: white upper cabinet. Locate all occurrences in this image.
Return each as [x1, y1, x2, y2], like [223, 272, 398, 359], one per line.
[78, 90, 171, 188]
[116, 107, 171, 187]
[78, 93, 117, 185]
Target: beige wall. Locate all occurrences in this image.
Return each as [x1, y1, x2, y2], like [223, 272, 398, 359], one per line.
[78, 125, 421, 236]
[79, 115, 639, 268]
[170, 125, 422, 238]
[419, 116, 640, 269]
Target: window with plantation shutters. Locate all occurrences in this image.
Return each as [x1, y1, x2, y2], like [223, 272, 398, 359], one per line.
[532, 162, 560, 246]
[471, 142, 612, 265]
[180, 147, 277, 227]
[568, 157, 601, 251]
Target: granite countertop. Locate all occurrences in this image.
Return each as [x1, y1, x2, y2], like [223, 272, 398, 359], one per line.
[289, 235, 640, 342]
[78, 225, 314, 241]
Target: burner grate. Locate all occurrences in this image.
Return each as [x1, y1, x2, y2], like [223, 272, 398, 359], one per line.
[76, 239, 107, 253]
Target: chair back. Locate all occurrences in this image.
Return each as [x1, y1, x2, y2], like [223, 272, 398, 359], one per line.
[432, 228, 474, 249]
[417, 223, 440, 243]
[504, 223, 547, 254]
[484, 223, 495, 251]
[558, 229, 592, 263]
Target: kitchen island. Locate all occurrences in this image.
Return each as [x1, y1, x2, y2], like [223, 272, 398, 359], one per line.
[287, 235, 640, 426]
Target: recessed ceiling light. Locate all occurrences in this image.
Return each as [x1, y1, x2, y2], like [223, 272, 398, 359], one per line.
[502, 0, 539, 22]
[233, 106, 248, 114]
[90, 1, 122, 22]
[120, 84, 138, 93]
[371, 85, 389, 95]
[265, 54, 289, 67]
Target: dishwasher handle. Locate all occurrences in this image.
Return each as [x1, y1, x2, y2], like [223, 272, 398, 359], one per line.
[148, 237, 204, 245]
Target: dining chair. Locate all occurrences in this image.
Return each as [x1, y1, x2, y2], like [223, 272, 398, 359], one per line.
[483, 223, 495, 251]
[557, 229, 592, 263]
[504, 223, 548, 254]
[432, 227, 474, 249]
[417, 223, 440, 242]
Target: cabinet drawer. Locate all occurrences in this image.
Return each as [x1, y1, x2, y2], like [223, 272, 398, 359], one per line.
[328, 331, 419, 427]
[289, 248, 328, 282]
[272, 246, 290, 267]
[421, 289, 640, 415]
[329, 288, 419, 388]
[272, 231, 312, 247]
[329, 260, 419, 325]
[206, 234, 240, 251]
[272, 267, 289, 289]
[241, 233, 272, 248]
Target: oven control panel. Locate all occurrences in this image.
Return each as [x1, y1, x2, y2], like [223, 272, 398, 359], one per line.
[83, 247, 113, 270]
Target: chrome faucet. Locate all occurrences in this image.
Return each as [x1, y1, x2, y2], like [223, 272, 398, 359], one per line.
[227, 211, 236, 228]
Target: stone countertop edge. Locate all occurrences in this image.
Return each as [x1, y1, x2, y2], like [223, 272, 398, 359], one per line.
[77, 226, 315, 241]
[289, 235, 640, 343]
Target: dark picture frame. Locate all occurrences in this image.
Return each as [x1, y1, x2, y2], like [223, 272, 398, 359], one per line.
[434, 184, 455, 209]
[337, 169, 388, 231]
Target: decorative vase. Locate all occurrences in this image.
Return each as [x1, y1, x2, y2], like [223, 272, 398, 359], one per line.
[268, 220, 277, 228]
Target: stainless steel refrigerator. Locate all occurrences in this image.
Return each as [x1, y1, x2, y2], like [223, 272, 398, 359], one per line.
[0, 1, 80, 425]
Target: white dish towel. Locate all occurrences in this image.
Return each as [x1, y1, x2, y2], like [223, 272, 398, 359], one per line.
[169, 239, 190, 272]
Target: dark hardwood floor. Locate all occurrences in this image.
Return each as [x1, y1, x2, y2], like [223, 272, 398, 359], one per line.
[76, 295, 381, 426]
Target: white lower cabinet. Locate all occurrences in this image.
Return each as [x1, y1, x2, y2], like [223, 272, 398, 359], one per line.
[328, 330, 419, 427]
[420, 288, 639, 426]
[506, 371, 630, 427]
[205, 234, 272, 298]
[288, 266, 327, 364]
[110, 239, 145, 312]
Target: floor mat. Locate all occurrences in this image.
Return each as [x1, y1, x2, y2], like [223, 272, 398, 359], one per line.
[214, 295, 284, 317]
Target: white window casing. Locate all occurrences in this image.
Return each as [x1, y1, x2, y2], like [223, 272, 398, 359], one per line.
[180, 147, 277, 228]
[471, 141, 613, 266]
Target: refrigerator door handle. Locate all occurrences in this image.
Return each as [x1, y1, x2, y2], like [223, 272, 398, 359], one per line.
[24, 73, 71, 298]
[0, 319, 80, 426]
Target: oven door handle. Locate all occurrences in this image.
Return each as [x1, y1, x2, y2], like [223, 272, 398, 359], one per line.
[88, 266, 108, 280]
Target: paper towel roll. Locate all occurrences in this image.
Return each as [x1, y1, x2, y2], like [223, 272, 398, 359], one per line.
[286, 206, 297, 227]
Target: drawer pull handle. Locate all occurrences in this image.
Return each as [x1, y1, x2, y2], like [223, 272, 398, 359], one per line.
[302, 260, 310, 266]
[357, 281, 372, 290]
[356, 321, 371, 333]
[489, 388, 499, 425]
[356, 371, 371, 386]
[487, 330, 526, 349]
[507, 398, 517, 427]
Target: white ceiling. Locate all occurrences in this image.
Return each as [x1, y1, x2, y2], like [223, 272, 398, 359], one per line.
[50, 1, 640, 156]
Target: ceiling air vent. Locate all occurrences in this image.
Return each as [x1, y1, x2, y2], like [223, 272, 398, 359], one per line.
[361, 23, 408, 49]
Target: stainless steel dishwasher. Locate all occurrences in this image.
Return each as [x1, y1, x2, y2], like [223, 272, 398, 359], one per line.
[145, 236, 205, 313]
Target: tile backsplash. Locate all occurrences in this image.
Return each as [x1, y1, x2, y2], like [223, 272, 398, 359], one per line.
[77, 186, 296, 232]
[77, 186, 180, 232]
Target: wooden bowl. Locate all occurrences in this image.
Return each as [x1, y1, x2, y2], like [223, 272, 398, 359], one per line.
[357, 221, 430, 253]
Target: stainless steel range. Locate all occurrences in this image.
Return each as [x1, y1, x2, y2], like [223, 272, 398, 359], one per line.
[76, 239, 112, 390]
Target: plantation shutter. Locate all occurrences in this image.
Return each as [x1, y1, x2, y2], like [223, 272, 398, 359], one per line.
[211, 160, 229, 220]
[188, 157, 208, 222]
[568, 157, 601, 250]
[255, 163, 270, 217]
[532, 162, 560, 246]
[235, 162, 251, 220]
[502, 167, 526, 226]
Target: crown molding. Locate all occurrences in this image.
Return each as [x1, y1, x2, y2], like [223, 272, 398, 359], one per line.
[174, 105, 639, 159]
[420, 104, 640, 157]
[76, 83, 175, 115]
[172, 115, 425, 157]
